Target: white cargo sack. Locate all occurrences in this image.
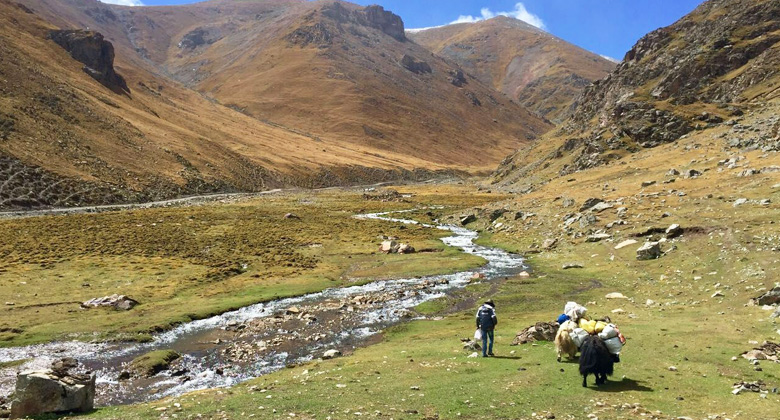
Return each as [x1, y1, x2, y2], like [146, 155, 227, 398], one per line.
[571, 328, 589, 348]
[598, 324, 619, 340]
[564, 301, 588, 321]
[604, 337, 623, 355]
[474, 329, 482, 340]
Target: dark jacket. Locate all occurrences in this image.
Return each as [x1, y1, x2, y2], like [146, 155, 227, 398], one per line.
[476, 304, 497, 331]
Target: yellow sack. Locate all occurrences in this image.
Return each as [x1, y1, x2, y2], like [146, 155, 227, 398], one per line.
[579, 318, 596, 334]
[595, 321, 607, 333]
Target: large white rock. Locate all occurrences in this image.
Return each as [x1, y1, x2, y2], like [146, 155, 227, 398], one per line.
[10, 370, 95, 419]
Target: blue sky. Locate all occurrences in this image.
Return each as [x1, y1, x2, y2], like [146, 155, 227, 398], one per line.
[104, 0, 704, 60]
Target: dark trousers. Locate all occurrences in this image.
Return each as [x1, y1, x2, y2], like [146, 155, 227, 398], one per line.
[481, 329, 494, 356]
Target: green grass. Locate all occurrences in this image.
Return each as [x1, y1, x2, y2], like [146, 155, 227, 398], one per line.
[129, 350, 181, 377]
[0, 186, 503, 347]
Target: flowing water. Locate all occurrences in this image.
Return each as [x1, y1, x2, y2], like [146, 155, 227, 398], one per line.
[0, 210, 527, 406]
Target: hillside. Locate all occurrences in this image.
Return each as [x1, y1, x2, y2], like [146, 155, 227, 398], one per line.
[493, 0, 780, 190]
[0, 0, 551, 209]
[409, 16, 616, 123]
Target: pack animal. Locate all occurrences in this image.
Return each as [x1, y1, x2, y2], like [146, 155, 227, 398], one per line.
[554, 320, 578, 362]
[578, 335, 614, 387]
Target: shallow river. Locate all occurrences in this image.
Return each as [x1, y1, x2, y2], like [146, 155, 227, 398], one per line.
[0, 210, 527, 406]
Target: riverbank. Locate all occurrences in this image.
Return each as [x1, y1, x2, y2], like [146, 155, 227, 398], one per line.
[0, 186, 502, 348]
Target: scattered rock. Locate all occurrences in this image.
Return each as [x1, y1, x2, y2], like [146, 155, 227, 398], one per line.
[614, 239, 638, 249]
[579, 198, 604, 212]
[605, 292, 628, 299]
[641, 180, 656, 187]
[512, 322, 558, 345]
[283, 213, 300, 219]
[733, 198, 748, 207]
[636, 242, 662, 260]
[562, 263, 584, 269]
[589, 202, 613, 213]
[81, 294, 138, 311]
[541, 238, 558, 250]
[684, 169, 702, 178]
[586, 233, 611, 243]
[711, 291, 725, 298]
[668, 366, 678, 372]
[667, 169, 680, 176]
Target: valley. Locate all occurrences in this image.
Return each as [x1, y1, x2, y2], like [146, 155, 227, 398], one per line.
[0, 0, 779, 418]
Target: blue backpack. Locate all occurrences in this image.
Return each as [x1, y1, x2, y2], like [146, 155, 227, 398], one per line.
[478, 306, 496, 330]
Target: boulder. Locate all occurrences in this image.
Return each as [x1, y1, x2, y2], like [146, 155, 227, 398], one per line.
[448, 69, 467, 87]
[541, 238, 558, 250]
[322, 349, 341, 360]
[512, 322, 558, 345]
[10, 361, 95, 419]
[379, 240, 397, 253]
[606, 292, 628, 299]
[579, 198, 604, 212]
[589, 202, 613, 213]
[397, 243, 415, 254]
[684, 169, 702, 178]
[81, 294, 138, 310]
[751, 287, 780, 306]
[733, 198, 748, 207]
[636, 242, 662, 260]
[460, 214, 477, 225]
[641, 180, 656, 187]
[488, 209, 507, 222]
[665, 224, 682, 238]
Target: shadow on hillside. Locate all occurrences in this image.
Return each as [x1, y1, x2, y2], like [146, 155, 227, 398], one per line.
[599, 377, 653, 392]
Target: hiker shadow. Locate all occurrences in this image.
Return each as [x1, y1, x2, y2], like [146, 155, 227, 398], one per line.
[599, 377, 653, 392]
[491, 355, 522, 360]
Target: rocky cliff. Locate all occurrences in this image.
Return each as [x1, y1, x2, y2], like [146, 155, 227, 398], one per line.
[49, 29, 128, 94]
[494, 0, 780, 187]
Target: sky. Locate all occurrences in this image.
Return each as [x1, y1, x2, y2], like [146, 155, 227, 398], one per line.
[99, 0, 705, 61]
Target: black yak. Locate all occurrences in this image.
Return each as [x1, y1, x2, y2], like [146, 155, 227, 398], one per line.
[579, 335, 614, 387]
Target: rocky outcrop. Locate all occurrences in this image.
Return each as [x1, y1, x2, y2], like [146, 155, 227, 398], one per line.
[10, 359, 95, 419]
[286, 23, 332, 47]
[178, 27, 221, 50]
[494, 0, 780, 182]
[49, 29, 128, 94]
[400, 54, 432, 74]
[321, 3, 405, 42]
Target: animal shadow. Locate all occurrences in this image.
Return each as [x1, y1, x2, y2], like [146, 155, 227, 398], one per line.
[598, 377, 653, 392]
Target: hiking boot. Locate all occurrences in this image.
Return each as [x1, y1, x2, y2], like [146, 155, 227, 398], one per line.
[488, 352, 495, 357]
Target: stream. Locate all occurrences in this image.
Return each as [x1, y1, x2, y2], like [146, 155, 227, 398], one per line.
[0, 210, 527, 406]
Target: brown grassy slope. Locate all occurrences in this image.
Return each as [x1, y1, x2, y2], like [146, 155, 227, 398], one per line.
[493, 0, 780, 189]
[409, 16, 616, 123]
[0, 0, 472, 208]
[29, 0, 551, 170]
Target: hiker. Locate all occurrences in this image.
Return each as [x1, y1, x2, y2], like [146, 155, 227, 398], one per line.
[476, 299, 497, 357]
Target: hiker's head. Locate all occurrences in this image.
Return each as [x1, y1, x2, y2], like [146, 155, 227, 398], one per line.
[484, 299, 495, 308]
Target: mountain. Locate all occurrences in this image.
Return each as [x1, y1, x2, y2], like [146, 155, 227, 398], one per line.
[493, 0, 780, 190]
[408, 16, 616, 123]
[0, 0, 552, 208]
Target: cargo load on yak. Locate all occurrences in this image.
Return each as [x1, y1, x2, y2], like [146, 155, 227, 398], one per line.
[556, 301, 626, 357]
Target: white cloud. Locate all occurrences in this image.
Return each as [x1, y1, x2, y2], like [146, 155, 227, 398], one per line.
[98, 0, 144, 6]
[450, 3, 545, 29]
[600, 54, 620, 63]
